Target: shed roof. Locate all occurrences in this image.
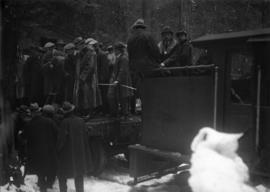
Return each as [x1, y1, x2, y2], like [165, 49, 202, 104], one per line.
[192, 28, 270, 46]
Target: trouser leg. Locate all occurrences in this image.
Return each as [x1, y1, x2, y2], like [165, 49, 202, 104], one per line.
[37, 174, 46, 192]
[74, 175, 84, 192]
[121, 97, 129, 116]
[58, 176, 67, 192]
[46, 173, 56, 189]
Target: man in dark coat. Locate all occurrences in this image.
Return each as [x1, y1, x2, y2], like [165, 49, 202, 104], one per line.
[41, 42, 66, 104]
[158, 26, 177, 61]
[78, 42, 102, 116]
[23, 46, 44, 104]
[57, 102, 92, 192]
[127, 19, 160, 113]
[160, 30, 192, 67]
[94, 42, 110, 115]
[127, 19, 160, 74]
[24, 103, 58, 192]
[64, 43, 77, 103]
[108, 42, 133, 117]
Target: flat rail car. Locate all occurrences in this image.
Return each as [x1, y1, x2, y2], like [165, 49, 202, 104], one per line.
[85, 115, 141, 175]
[129, 28, 270, 184]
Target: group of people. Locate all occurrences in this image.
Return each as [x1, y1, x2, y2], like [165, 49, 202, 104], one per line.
[15, 102, 91, 192]
[21, 18, 192, 119]
[23, 36, 132, 118]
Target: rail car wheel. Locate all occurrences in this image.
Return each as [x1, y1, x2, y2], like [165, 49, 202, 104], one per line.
[89, 137, 107, 176]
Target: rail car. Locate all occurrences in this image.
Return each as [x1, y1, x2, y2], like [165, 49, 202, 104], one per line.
[129, 28, 270, 184]
[86, 115, 141, 175]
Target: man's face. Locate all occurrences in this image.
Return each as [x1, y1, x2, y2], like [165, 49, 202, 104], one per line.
[178, 34, 187, 42]
[66, 49, 74, 55]
[56, 44, 64, 51]
[162, 33, 173, 41]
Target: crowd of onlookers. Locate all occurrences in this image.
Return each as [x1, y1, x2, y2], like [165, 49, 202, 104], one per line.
[16, 18, 200, 119]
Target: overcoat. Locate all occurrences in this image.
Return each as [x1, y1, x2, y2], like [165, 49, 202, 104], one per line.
[127, 29, 160, 73]
[163, 40, 192, 67]
[79, 48, 102, 110]
[24, 115, 58, 176]
[57, 114, 92, 177]
[108, 53, 133, 99]
[23, 53, 44, 102]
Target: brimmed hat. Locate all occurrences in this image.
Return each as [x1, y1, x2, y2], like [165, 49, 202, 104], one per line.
[132, 19, 146, 29]
[176, 30, 187, 37]
[42, 105, 55, 114]
[74, 37, 83, 44]
[64, 43, 75, 50]
[29, 103, 41, 113]
[107, 45, 113, 51]
[85, 38, 98, 45]
[44, 42, 55, 48]
[161, 26, 173, 35]
[57, 39, 65, 45]
[61, 101, 75, 114]
[114, 42, 126, 50]
[16, 105, 31, 115]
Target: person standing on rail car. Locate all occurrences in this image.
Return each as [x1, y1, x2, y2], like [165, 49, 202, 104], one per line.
[160, 30, 192, 67]
[108, 42, 133, 117]
[41, 42, 66, 104]
[78, 39, 101, 116]
[158, 26, 177, 61]
[127, 19, 160, 113]
[64, 43, 77, 103]
[24, 103, 58, 192]
[93, 41, 110, 115]
[57, 102, 92, 192]
[23, 46, 44, 105]
[55, 39, 66, 56]
[127, 18, 160, 74]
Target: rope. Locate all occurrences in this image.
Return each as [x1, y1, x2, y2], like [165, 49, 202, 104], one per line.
[98, 83, 137, 90]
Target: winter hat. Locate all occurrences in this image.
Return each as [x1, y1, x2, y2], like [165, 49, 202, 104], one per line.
[161, 26, 173, 35]
[132, 19, 146, 29]
[44, 42, 55, 48]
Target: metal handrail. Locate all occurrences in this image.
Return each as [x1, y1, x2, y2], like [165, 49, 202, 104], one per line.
[154, 64, 215, 71]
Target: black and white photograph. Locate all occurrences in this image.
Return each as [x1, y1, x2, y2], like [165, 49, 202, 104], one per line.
[1, 0, 270, 191]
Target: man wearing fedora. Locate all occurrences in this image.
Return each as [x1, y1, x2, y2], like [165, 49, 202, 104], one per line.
[127, 18, 160, 113]
[158, 26, 177, 61]
[57, 102, 91, 192]
[24, 103, 58, 192]
[108, 42, 133, 117]
[160, 30, 192, 67]
[77, 39, 102, 116]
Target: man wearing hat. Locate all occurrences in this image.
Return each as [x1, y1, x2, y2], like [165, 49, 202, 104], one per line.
[107, 45, 116, 76]
[160, 30, 192, 67]
[77, 39, 102, 116]
[158, 26, 177, 61]
[56, 39, 65, 54]
[42, 40, 66, 103]
[63, 43, 77, 103]
[57, 102, 91, 192]
[93, 41, 110, 115]
[127, 19, 160, 73]
[23, 46, 44, 104]
[24, 103, 58, 192]
[108, 42, 133, 117]
[127, 18, 160, 113]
